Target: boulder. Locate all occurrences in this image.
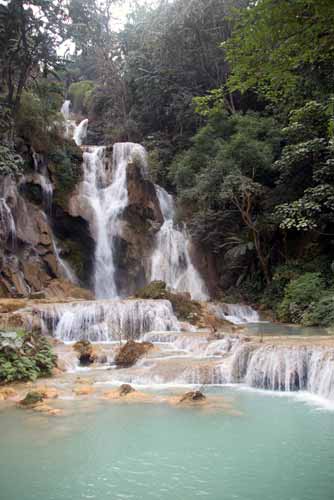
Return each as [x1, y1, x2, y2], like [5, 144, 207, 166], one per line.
[73, 340, 97, 366]
[114, 341, 153, 368]
[19, 391, 44, 407]
[119, 384, 135, 396]
[179, 391, 206, 403]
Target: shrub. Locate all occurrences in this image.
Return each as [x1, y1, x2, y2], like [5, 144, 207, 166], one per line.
[48, 139, 83, 207]
[0, 332, 57, 384]
[303, 294, 334, 327]
[277, 272, 325, 323]
[0, 145, 24, 177]
[15, 87, 63, 152]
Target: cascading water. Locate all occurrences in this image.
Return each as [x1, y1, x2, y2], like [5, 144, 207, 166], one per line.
[73, 119, 88, 146]
[51, 236, 78, 284]
[151, 186, 208, 300]
[35, 299, 180, 342]
[0, 198, 16, 248]
[61, 100, 208, 299]
[79, 143, 147, 298]
[209, 302, 260, 324]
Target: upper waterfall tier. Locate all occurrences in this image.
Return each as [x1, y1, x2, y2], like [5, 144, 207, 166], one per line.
[34, 299, 180, 342]
[62, 100, 209, 300]
[77, 143, 148, 299]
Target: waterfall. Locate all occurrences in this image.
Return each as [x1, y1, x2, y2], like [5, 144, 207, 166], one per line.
[0, 198, 16, 248]
[30, 149, 53, 213]
[61, 101, 88, 146]
[209, 303, 260, 324]
[51, 237, 78, 284]
[60, 100, 71, 120]
[61, 100, 209, 299]
[229, 342, 334, 400]
[34, 299, 180, 342]
[73, 119, 88, 146]
[79, 143, 147, 298]
[151, 186, 208, 300]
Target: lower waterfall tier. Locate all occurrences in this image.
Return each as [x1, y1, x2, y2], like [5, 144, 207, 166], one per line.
[34, 299, 180, 342]
[22, 298, 334, 402]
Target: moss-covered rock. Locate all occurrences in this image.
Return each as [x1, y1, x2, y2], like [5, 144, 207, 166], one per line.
[20, 391, 44, 407]
[135, 281, 202, 324]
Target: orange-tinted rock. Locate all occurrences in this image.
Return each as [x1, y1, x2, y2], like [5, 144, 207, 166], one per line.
[114, 341, 153, 368]
[73, 385, 94, 396]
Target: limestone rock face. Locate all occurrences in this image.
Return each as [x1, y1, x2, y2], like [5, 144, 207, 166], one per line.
[126, 161, 163, 225]
[0, 146, 94, 298]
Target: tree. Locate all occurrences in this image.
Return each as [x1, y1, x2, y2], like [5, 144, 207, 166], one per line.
[221, 175, 271, 283]
[0, 0, 67, 112]
[226, 0, 334, 105]
[274, 101, 334, 233]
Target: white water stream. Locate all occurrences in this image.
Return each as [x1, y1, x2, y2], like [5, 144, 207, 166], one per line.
[151, 186, 208, 300]
[0, 197, 16, 248]
[63, 101, 208, 300]
[208, 303, 260, 324]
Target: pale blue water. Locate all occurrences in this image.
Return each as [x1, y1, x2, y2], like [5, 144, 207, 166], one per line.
[0, 388, 333, 500]
[246, 322, 330, 336]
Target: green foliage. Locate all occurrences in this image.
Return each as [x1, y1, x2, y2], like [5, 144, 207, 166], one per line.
[68, 80, 95, 114]
[226, 0, 334, 105]
[303, 294, 334, 327]
[48, 140, 83, 206]
[277, 273, 325, 323]
[0, 0, 67, 110]
[15, 84, 64, 152]
[0, 332, 57, 384]
[0, 144, 24, 177]
[274, 101, 334, 232]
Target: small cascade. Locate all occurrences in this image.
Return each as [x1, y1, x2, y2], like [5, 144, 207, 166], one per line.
[151, 186, 208, 300]
[60, 100, 71, 120]
[51, 237, 78, 284]
[209, 302, 260, 324]
[61, 101, 88, 146]
[229, 342, 334, 400]
[0, 198, 16, 248]
[73, 119, 88, 146]
[34, 299, 180, 342]
[80, 143, 147, 298]
[30, 149, 53, 213]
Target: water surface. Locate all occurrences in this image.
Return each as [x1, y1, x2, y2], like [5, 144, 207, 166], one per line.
[0, 387, 333, 500]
